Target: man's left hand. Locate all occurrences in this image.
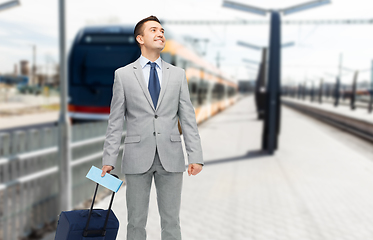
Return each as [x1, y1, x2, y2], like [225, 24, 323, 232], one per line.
[188, 163, 203, 176]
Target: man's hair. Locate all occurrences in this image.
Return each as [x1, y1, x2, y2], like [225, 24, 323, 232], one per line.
[134, 15, 161, 49]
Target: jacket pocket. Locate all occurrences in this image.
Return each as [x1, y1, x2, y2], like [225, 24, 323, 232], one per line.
[124, 135, 141, 143]
[170, 134, 181, 142]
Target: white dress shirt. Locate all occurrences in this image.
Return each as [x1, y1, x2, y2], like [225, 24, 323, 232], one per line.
[139, 55, 163, 88]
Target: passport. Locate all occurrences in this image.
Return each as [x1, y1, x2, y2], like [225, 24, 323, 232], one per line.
[86, 166, 123, 192]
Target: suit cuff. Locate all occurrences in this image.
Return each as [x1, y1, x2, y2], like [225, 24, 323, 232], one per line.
[102, 157, 117, 170]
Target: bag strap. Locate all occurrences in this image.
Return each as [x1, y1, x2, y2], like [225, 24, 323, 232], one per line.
[83, 173, 119, 237]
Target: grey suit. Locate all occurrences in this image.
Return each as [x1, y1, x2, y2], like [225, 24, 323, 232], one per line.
[102, 57, 203, 240]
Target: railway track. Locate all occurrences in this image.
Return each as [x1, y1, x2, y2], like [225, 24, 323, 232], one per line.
[282, 99, 373, 143]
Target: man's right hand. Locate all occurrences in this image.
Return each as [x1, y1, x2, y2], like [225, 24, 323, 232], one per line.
[101, 165, 114, 177]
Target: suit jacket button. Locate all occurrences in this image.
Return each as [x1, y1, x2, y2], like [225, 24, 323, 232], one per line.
[155, 115, 158, 119]
[153, 132, 156, 136]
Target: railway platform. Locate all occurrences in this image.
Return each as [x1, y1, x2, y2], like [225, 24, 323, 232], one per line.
[282, 96, 373, 124]
[282, 96, 373, 142]
[0, 93, 59, 130]
[45, 95, 373, 240]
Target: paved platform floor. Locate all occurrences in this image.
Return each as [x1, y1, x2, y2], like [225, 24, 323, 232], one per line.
[50, 95, 373, 240]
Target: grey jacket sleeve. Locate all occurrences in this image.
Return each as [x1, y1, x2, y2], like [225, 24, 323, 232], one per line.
[177, 70, 204, 166]
[102, 70, 126, 170]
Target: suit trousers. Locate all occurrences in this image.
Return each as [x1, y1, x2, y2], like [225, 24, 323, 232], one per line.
[124, 148, 183, 240]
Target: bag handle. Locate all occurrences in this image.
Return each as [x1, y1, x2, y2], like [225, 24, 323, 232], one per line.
[83, 173, 119, 237]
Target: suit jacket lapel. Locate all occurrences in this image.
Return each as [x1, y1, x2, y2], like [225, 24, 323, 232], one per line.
[156, 60, 170, 110]
[133, 58, 156, 111]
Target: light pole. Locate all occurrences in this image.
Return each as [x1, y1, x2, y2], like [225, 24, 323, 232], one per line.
[369, 60, 373, 113]
[342, 66, 370, 111]
[58, 0, 72, 212]
[318, 78, 324, 104]
[239, 43, 267, 120]
[223, 0, 330, 154]
[334, 53, 343, 107]
[239, 41, 293, 121]
[324, 71, 347, 105]
[324, 72, 340, 107]
[304, 79, 316, 102]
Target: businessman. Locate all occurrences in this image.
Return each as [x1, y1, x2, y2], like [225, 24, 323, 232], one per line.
[101, 15, 204, 240]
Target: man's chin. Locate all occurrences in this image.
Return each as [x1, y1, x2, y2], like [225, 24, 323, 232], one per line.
[154, 45, 165, 51]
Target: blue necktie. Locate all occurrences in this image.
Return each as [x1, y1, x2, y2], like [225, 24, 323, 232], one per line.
[148, 61, 161, 109]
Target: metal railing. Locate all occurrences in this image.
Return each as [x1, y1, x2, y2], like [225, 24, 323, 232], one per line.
[0, 121, 126, 240]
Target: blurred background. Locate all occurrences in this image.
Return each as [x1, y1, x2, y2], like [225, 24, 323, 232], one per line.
[1, 0, 373, 239]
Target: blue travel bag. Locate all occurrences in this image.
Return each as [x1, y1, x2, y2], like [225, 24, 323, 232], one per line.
[54, 174, 120, 240]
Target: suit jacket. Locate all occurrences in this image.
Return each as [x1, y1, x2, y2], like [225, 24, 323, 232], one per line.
[102, 57, 203, 174]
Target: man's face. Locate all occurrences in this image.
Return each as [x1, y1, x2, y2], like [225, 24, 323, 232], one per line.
[137, 21, 166, 51]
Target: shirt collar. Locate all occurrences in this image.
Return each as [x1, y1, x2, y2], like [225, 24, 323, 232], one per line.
[140, 55, 162, 70]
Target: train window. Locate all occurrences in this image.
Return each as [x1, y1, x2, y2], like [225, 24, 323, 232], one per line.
[188, 79, 199, 106]
[71, 48, 141, 86]
[197, 81, 208, 106]
[212, 83, 225, 101]
[228, 86, 236, 97]
[189, 81, 198, 94]
[80, 34, 136, 45]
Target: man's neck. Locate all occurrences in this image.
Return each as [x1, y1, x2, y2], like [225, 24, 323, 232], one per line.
[141, 49, 161, 62]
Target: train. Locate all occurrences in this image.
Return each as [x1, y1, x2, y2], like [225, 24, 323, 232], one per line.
[0, 75, 28, 86]
[67, 25, 238, 124]
[342, 89, 372, 102]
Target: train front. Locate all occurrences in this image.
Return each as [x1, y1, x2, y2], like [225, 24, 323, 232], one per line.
[67, 25, 141, 123]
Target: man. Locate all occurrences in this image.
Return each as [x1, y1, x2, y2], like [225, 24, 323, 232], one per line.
[101, 15, 204, 240]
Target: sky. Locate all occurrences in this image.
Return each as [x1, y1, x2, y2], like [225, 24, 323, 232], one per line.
[0, 0, 373, 85]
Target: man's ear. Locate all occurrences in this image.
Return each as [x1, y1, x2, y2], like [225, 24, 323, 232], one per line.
[136, 35, 143, 45]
